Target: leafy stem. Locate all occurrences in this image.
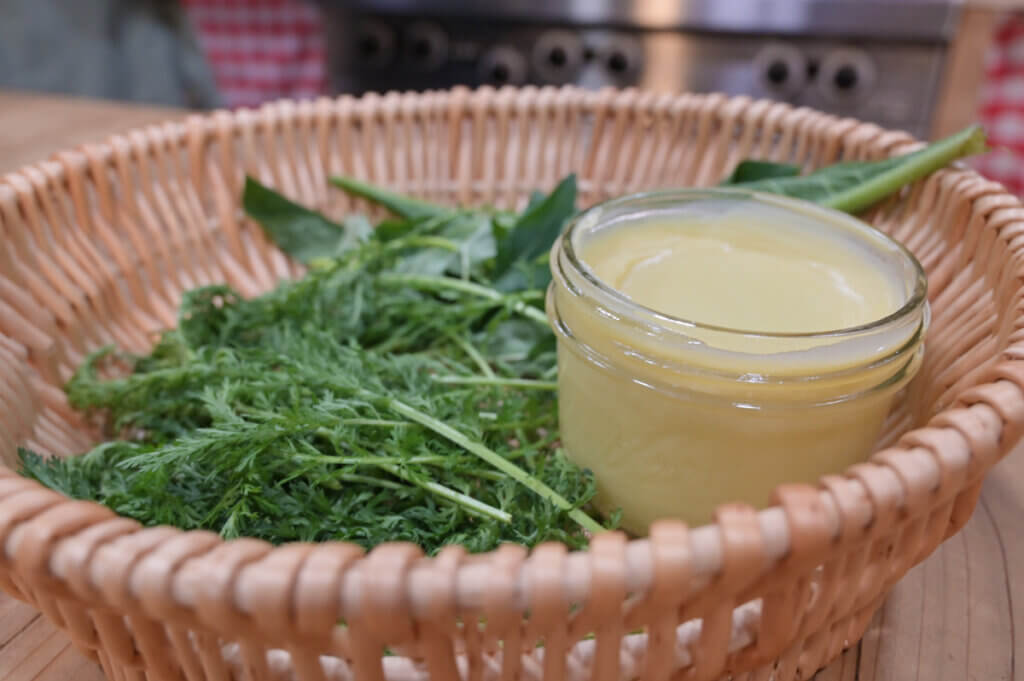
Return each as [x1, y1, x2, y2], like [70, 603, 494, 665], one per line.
[445, 332, 496, 379]
[310, 429, 512, 523]
[432, 376, 558, 390]
[823, 125, 988, 213]
[723, 125, 988, 214]
[376, 393, 603, 534]
[377, 272, 550, 325]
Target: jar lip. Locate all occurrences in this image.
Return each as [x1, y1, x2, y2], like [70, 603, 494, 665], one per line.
[559, 188, 929, 341]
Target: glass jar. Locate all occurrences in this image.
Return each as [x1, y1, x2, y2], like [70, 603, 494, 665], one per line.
[547, 189, 928, 534]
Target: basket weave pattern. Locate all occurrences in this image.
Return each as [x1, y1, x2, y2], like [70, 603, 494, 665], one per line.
[1, 87, 1022, 681]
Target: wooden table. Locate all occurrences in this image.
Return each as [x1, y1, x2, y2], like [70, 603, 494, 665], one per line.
[0, 91, 1021, 681]
[0, 91, 183, 174]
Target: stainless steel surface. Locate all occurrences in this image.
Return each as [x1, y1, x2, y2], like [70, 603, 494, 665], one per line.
[319, 0, 960, 139]
[319, 0, 962, 41]
[634, 37, 945, 136]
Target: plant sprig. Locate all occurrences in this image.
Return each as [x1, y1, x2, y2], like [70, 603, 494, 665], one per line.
[20, 124, 987, 554]
[21, 175, 597, 554]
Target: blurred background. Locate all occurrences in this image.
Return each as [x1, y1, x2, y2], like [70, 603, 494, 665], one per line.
[0, 0, 1021, 191]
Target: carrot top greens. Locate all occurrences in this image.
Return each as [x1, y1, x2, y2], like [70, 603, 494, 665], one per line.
[21, 174, 609, 554]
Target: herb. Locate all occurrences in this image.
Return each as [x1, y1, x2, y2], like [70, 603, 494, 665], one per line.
[720, 160, 800, 185]
[21, 124, 986, 554]
[20, 176, 602, 554]
[330, 176, 451, 221]
[242, 178, 372, 264]
[721, 124, 987, 213]
[492, 175, 577, 292]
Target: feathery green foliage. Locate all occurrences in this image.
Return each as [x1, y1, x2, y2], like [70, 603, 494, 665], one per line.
[20, 174, 597, 554]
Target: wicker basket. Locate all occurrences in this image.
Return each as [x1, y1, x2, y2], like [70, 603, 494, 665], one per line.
[1, 86, 1022, 681]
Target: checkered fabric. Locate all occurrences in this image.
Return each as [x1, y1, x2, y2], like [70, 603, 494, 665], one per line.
[181, 0, 327, 110]
[974, 13, 1024, 195]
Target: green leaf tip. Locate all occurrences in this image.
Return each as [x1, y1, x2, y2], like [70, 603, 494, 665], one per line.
[330, 175, 451, 220]
[243, 176, 370, 264]
[722, 124, 989, 215]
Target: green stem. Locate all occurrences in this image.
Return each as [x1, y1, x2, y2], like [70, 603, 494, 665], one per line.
[378, 273, 550, 326]
[445, 332, 495, 379]
[377, 461, 512, 523]
[415, 477, 512, 523]
[342, 418, 405, 427]
[823, 124, 987, 213]
[380, 394, 603, 534]
[433, 376, 558, 391]
[389, 236, 460, 252]
[300, 452, 450, 467]
[326, 419, 408, 428]
[314, 431, 511, 523]
[328, 472, 405, 490]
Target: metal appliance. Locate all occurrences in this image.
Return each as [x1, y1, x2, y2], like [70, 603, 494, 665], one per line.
[315, 0, 962, 139]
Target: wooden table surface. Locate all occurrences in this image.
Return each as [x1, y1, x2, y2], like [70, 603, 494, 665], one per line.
[0, 90, 1021, 681]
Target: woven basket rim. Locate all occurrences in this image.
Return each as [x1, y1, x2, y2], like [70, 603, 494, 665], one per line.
[1, 85, 1022, 641]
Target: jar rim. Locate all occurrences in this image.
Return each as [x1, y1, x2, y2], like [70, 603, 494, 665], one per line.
[560, 188, 928, 342]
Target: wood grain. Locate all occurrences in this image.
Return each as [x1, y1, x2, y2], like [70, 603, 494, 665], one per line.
[857, 454, 1020, 681]
[0, 91, 1019, 681]
[0, 90, 183, 174]
[931, 7, 1001, 139]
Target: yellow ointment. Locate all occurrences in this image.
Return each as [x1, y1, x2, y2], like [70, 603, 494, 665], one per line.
[584, 218, 901, 337]
[548, 190, 928, 534]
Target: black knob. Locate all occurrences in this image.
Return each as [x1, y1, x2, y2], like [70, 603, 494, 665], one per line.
[834, 65, 858, 90]
[412, 38, 432, 59]
[358, 34, 381, 58]
[480, 46, 525, 85]
[490, 62, 511, 84]
[766, 60, 789, 85]
[608, 51, 629, 74]
[548, 46, 568, 68]
[532, 31, 583, 82]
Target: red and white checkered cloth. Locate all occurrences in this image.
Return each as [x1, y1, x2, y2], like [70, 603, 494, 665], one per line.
[974, 14, 1024, 196]
[182, 0, 327, 110]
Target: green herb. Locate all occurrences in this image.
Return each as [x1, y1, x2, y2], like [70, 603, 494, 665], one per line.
[492, 175, 577, 292]
[330, 176, 451, 221]
[242, 177, 371, 264]
[21, 125, 986, 554]
[721, 124, 988, 213]
[720, 160, 800, 184]
[20, 176, 605, 554]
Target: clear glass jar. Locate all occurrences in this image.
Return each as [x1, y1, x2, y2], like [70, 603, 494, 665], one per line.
[547, 189, 929, 534]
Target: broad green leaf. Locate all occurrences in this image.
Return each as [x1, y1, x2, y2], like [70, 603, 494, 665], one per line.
[331, 176, 452, 220]
[394, 247, 460, 277]
[493, 257, 551, 293]
[526, 189, 547, 209]
[393, 212, 496, 278]
[454, 216, 498, 277]
[482, 319, 545, 362]
[243, 177, 365, 264]
[339, 215, 374, 250]
[490, 212, 516, 247]
[720, 160, 800, 185]
[728, 125, 987, 214]
[374, 217, 417, 242]
[494, 175, 577, 278]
